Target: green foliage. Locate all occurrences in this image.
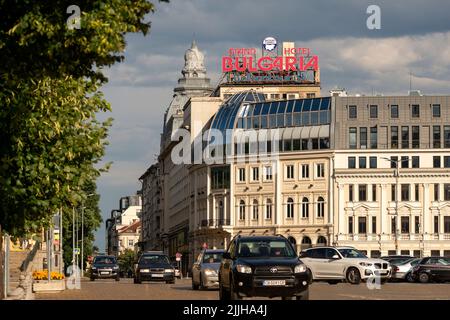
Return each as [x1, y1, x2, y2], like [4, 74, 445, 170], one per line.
[117, 248, 137, 274]
[0, 1, 165, 236]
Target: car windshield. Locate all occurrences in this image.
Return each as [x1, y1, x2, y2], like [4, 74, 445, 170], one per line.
[236, 240, 296, 258]
[139, 255, 170, 264]
[202, 252, 224, 263]
[337, 248, 367, 258]
[94, 257, 116, 264]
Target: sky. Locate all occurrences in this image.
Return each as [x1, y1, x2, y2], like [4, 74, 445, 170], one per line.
[94, 0, 450, 251]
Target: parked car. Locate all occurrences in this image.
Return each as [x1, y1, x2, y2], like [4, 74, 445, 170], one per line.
[300, 246, 391, 284]
[134, 251, 175, 284]
[192, 249, 225, 290]
[172, 262, 181, 278]
[411, 256, 450, 283]
[391, 258, 421, 282]
[380, 255, 414, 264]
[219, 235, 310, 300]
[90, 255, 120, 281]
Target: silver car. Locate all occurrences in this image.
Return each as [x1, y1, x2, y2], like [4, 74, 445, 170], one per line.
[392, 258, 421, 282]
[191, 249, 225, 290]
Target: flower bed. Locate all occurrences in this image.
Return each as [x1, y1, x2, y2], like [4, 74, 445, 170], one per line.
[32, 270, 66, 292]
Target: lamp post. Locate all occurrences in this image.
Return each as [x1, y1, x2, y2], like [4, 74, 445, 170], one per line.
[81, 193, 95, 276]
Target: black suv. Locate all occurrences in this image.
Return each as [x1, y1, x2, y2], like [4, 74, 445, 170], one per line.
[218, 235, 310, 300]
[90, 255, 120, 281]
[134, 251, 175, 284]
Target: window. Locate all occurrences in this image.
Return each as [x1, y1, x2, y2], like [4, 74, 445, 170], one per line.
[391, 156, 398, 168]
[349, 127, 357, 149]
[316, 163, 325, 178]
[359, 184, 367, 201]
[411, 104, 420, 118]
[265, 199, 272, 220]
[415, 216, 420, 234]
[349, 105, 357, 119]
[433, 156, 441, 168]
[401, 184, 410, 201]
[286, 165, 294, 179]
[252, 200, 259, 220]
[401, 156, 409, 168]
[401, 126, 409, 148]
[445, 217, 450, 233]
[317, 197, 325, 218]
[372, 216, 377, 234]
[372, 185, 377, 201]
[370, 105, 378, 118]
[391, 126, 399, 148]
[434, 183, 440, 201]
[239, 200, 245, 220]
[444, 126, 450, 148]
[410, 126, 420, 149]
[412, 156, 419, 168]
[128, 239, 134, 247]
[306, 93, 315, 98]
[400, 217, 409, 233]
[415, 184, 420, 201]
[349, 185, 354, 202]
[301, 197, 309, 218]
[432, 104, 441, 117]
[434, 216, 439, 234]
[238, 168, 246, 182]
[391, 217, 396, 234]
[286, 198, 294, 219]
[391, 105, 399, 118]
[358, 217, 367, 234]
[301, 164, 309, 178]
[369, 156, 377, 168]
[391, 184, 397, 201]
[433, 126, 441, 148]
[359, 157, 367, 168]
[444, 184, 450, 201]
[370, 127, 378, 149]
[252, 167, 259, 181]
[348, 157, 356, 169]
[360, 127, 367, 149]
[444, 156, 450, 168]
[265, 166, 273, 180]
[348, 217, 353, 234]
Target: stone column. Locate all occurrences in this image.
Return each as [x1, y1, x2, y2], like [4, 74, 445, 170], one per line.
[380, 184, 387, 235]
[422, 183, 429, 235]
[337, 183, 345, 240]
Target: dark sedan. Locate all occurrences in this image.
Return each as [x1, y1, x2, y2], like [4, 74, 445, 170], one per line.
[411, 256, 450, 283]
[90, 255, 120, 281]
[134, 252, 175, 284]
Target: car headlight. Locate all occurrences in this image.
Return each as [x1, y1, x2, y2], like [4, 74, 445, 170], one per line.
[91, 267, 97, 270]
[204, 268, 217, 276]
[113, 266, 119, 269]
[236, 264, 252, 274]
[294, 264, 307, 273]
[359, 262, 373, 267]
[164, 269, 174, 273]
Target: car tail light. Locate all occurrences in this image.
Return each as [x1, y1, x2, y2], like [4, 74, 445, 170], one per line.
[394, 266, 399, 272]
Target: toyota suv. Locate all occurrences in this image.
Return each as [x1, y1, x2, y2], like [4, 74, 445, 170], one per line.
[134, 251, 175, 284]
[300, 246, 391, 284]
[218, 235, 310, 300]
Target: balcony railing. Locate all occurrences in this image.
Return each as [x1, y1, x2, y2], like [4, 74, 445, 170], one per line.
[201, 219, 231, 227]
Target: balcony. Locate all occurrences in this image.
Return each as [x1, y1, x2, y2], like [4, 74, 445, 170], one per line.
[201, 219, 231, 228]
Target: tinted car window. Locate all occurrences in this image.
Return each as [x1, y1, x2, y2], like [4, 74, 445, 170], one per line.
[203, 252, 224, 263]
[139, 255, 169, 264]
[325, 248, 339, 259]
[94, 256, 116, 264]
[237, 240, 296, 258]
[338, 248, 367, 258]
[310, 248, 327, 259]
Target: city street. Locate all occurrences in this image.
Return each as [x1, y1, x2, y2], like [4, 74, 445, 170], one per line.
[35, 278, 450, 300]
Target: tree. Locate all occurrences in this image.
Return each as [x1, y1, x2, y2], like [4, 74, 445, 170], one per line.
[117, 249, 137, 277]
[0, 0, 167, 236]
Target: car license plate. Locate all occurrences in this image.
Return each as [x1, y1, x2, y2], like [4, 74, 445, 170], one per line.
[263, 280, 285, 286]
[101, 272, 109, 275]
[152, 274, 164, 278]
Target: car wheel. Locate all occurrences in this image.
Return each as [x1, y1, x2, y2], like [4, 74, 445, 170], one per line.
[115, 276, 120, 282]
[199, 275, 206, 290]
[419, 272, 430, 283]
[230, 278, 242, 300]
[406, 273, 415, 283]
[296, 289, 309, 300]
[281, 296, 294, 300]
[90, 277, 95, 281]
[219, 281, 230, 300]
[346, 267, 361, 284]
[192, 277, 199, 290]
[135, 277, 141, 284]
[327, 280, 340, 285]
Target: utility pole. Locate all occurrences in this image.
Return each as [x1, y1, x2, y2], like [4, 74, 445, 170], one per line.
[81, 194, 95, 277]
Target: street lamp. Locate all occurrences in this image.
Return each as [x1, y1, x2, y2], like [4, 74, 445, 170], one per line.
[81, 193, 95, 276]
[381, 157, 411, 255]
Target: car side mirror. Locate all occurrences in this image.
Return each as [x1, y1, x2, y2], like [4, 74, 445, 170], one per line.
[223, 252, 232, 260]
[332, 255, 340, 259]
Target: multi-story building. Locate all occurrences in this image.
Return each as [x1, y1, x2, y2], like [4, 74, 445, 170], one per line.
[332, 95, 450, 258]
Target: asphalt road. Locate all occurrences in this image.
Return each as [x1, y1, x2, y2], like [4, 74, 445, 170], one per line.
[35, 278, 450, 300]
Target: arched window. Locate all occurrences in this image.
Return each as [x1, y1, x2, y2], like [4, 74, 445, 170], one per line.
[286, 197, 294, 219]
[301, 236, 312, 249]
[288, 236, 297, 246]
[317, 236, 327, 245]
[317, 196, 325, 218]
[252, 199, 259, 220]
[265, 199, 272, 220]
[239, 200, 245, 220]
[302, 197, 309, 218]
